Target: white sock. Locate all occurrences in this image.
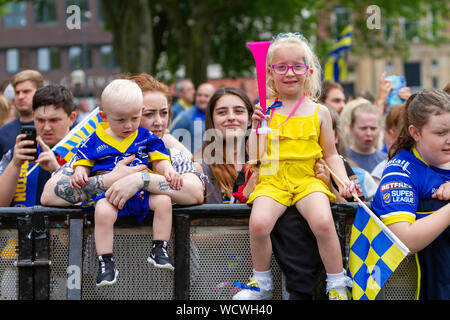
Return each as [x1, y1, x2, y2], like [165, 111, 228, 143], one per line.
[326, 269, 351, 295]
[253, 269, 273, 291]
[326, 270, 345, 282]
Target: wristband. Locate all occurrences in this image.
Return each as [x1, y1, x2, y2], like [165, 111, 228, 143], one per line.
[141, 171, 150, 189]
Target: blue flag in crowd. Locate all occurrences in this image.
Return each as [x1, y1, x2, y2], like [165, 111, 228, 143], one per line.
[54, 107, 102, 162]
[324, 25, 352, 83]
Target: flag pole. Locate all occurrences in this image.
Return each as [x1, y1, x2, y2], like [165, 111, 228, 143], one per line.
[26, 107, 100, 177]
[324, 163, 410, 255]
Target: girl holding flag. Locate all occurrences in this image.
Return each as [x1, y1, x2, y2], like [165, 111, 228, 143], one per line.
[371, 89, 450, 300]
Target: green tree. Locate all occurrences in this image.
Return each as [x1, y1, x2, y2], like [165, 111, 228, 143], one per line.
[101, 0, 155, 74]
[99, 0, 322, 85]
[340, 0, 449, 60]
[210, 0, 322, 79]
[3, 1, 446, 85]
[158, 0, 244, 85]
[0, 0, 16, 15]
[155, 0, 448, 84]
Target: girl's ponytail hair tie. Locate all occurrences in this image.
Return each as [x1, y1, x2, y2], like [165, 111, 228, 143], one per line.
[273, 32, 307, 41]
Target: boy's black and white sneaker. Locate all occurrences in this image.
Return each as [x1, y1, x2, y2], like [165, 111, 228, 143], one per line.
[96, 254, 119, 287]
[147, 241, 174, 271]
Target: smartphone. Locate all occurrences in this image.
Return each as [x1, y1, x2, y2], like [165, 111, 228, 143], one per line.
[20, 125, 38, 160]
[385, 75, 406, 107]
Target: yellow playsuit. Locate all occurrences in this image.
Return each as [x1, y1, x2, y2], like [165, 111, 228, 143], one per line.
[248, 105, 336, 206]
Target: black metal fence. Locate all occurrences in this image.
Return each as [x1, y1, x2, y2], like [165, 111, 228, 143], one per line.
[0, 203, 417, 300]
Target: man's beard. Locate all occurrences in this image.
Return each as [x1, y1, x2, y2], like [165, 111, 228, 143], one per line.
[18, 108, 32, 118]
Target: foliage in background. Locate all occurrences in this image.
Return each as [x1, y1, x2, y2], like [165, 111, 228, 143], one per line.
[1, 0, 449, 85]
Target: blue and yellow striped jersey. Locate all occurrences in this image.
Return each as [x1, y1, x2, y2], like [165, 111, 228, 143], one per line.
[73, 123, 170, 175]
[371, 147, 449, 300]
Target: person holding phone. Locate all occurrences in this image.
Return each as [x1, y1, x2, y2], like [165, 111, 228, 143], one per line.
[375, 71, 412, 115]
[20, 126, 39, 161]
[0, 85, 76, 207]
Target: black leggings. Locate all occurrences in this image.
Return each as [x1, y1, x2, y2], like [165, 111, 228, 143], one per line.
[270, 206, 326, 299]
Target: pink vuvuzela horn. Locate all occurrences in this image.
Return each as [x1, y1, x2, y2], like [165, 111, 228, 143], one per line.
[247, 41, 272, 134]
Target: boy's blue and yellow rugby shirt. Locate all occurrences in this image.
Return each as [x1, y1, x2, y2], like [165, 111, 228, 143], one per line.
[73, 122, 170, 174]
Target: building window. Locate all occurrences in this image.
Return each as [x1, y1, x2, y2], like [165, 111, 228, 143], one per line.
[385, 61, 394, 73]
[431, 59, 438, 71]
[383, 18, 394, 42]
[6, 49, 30, 73]
[432, 77, 438, 89]
[332, 6, 351, 38]
[404, 62, 421, 91]
[100, 45, 117, 69]
[6, 49, 19, 73]
[1, 2, 27, 27]
[402, 18, 419, 42]
[37, 48, 61, 72]
[69, 46, 92, 70]
[428, 3, 440, 40]
[97, 0, 104, 22]
[33, 0, 58, 24]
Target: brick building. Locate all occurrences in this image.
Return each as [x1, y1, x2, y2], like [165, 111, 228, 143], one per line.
[0, 0, 120, 98]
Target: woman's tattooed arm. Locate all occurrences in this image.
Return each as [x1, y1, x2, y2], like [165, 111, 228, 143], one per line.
[54, 167, 106, 203]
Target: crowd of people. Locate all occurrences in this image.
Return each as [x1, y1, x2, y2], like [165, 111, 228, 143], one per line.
[0, 32, 449, 300]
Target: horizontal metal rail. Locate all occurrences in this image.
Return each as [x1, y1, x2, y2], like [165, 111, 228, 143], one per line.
[0, 203, 361, 300]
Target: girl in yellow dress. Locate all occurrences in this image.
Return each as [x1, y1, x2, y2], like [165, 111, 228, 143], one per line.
[233, 33, 355, 300]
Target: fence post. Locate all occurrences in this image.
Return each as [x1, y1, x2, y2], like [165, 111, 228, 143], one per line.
[17, 214, 33, 300]
[67, 218, 84, 300]
[174, 213, 190, 300]
[32, 212, 50, 300]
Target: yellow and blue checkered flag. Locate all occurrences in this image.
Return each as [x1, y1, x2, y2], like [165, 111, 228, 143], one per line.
[54, 107, 102, 162]
[324, 25, 352, 83]
[1, 237, 18, 260]
[26, 107, 103, 177]
[347, 199, 410, 300]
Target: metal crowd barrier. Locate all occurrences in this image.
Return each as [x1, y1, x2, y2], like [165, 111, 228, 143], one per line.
[0, 203, 417, 300]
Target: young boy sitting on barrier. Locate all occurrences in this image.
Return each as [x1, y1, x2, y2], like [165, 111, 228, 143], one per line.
[71, 79, 182, 287]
